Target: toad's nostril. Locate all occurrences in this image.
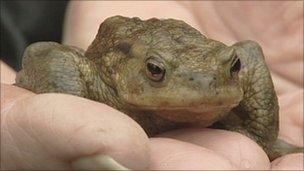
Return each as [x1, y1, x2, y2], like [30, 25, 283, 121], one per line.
[182, 72, 217, 90]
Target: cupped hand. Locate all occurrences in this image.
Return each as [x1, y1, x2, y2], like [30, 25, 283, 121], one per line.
[2, 1, 302, 170]
[2, 80, 302, 170]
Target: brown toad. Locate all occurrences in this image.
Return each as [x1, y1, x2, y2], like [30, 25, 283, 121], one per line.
[16, 16, 303, 160]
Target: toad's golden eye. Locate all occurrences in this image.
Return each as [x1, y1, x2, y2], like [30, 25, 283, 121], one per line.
[230, 55, 241, 77]
[145, 58, 166, 82]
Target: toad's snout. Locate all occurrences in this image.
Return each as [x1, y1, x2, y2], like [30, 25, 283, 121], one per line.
[180, 72, 216, 90]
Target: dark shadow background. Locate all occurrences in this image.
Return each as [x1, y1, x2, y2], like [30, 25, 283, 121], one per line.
[1, 0, 69, 71]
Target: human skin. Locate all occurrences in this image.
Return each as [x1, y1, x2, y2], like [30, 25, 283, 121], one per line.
[1, 1, 303, 170]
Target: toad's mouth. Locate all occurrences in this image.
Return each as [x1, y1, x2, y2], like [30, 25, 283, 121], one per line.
[127, 101, 238, 112]
[119, 84, 243, 121]
[124, 95, 240, 121]
[123, 90, 242, 111]
[127, 102, 237, 123]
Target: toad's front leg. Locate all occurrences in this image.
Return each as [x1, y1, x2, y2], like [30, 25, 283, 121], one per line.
[15, 42, 107, 103]
[218, 41, 303, 160]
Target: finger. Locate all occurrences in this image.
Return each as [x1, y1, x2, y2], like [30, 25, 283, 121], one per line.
[1, 61, 16, 84]
[270, 59, 303, 86]
[278, 90, 304, 147]
[1, 91, 150, 170]
[271, 153, 303, 170]
[270, 71, 301, 95]
[159, 128, 270, 170]
[149, 138, 236, 170]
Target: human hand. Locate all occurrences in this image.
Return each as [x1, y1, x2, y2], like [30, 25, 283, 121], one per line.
[2, 83, 302, 170]
[2, 79, 293, 170]
[2, 1, 302, 170]
[62, 1, 303, 170]
[1, 62, 150, 170]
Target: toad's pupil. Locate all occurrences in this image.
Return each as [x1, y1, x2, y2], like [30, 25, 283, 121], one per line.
[147, 63, 163, 75]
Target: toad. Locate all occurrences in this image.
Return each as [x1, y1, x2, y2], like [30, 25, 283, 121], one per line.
[16, 16, 303, 160]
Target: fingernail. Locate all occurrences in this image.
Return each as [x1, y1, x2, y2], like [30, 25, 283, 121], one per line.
[71, 154, 129, 170]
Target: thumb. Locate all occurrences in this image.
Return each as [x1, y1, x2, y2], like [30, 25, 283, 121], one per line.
[1, 87, 150, 170]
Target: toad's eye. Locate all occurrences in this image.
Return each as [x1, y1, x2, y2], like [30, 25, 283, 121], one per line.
[145, 58, 166, 82]
[230, 55, 241, 77]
